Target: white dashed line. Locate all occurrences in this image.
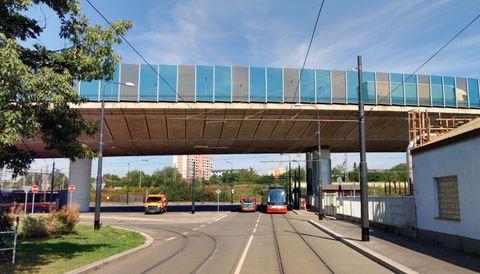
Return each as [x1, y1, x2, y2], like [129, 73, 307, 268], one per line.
[234, 213, 262, 274]
[207, 221, 212, 224]
[200, 224, 205, 228]
[165, 236, 176, 241]
[182, 232, 189, 235]
[213, 214, 228, 222]
[193, 228, 198, 231]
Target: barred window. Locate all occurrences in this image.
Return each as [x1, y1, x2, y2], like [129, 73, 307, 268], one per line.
[436, 176, 460, 221]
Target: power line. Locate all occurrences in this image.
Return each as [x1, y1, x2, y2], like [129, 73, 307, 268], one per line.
[364, 12, 480, 116]
[84, 0, 192, 108]
[291, 0, 326, 108]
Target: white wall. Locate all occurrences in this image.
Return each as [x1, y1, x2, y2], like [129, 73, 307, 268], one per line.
[413, 137, 480, 240]
[331, 195, 416, 228]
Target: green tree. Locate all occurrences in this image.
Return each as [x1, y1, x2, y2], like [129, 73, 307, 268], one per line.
[0, 0, 131, 176]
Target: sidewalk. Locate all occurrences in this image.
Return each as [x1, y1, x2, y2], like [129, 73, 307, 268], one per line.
[294, 210, 480, 274]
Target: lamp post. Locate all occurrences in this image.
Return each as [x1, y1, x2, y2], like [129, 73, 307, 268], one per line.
[226, 160, 234, 204]
[94, 81, 134, 230]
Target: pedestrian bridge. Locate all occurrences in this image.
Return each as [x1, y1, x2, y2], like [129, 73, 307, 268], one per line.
[21, 63, 480, 157]
[22, 63, 480, 212]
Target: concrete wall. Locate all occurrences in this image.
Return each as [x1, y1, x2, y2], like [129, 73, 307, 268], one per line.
[324, 195, 416, 229]
[413, 137, 480, 242]
[69, 158, 92, 212]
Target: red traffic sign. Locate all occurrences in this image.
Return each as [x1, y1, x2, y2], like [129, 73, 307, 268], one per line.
[68, 185, 76, 192]
[32, 184, 39, 193]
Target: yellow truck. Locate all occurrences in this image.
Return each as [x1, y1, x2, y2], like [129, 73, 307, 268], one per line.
[144, 194, 166, 214]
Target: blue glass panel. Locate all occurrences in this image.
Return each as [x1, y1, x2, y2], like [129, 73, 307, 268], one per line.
[390, 73, 404, 105]
[404, 74, 417, 105]
[300, 69, 315, 103]
[100, 63, 120, 101]
[363, 71, 376, 104]
[80, 80, 99, 101]
[196, 65, 213, 102]
[139, 64, 157, 101]
[468, 78, 480, 108]
[266, 68, 283, 102]
[158, 65, 177, 101]
[249, 67, 266, 102]
[346, 71, 358, 104]
[214, 66, 231, 102]
[443, 76, 456, 107]
[431, 75, 443, 107]
[316, 70, 331, 103]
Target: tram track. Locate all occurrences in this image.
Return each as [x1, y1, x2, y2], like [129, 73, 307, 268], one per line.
[282, 214, 335, 274]
[270, 214, 285, 274]
[125, 222, 218, 274]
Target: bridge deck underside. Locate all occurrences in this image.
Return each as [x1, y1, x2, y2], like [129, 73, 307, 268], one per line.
[20, 104, 424, 157]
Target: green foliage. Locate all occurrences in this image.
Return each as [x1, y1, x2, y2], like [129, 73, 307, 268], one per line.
[0, 0, 132, 176]
[22, 215, 48, 238]
[47, 206, 79, 235]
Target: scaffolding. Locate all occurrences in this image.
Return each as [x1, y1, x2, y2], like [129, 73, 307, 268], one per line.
[408, 110, 476, 148]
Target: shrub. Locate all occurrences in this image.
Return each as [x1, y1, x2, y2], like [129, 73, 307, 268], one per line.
[22, 216, 48, 238]
[47, 206, 79, 235]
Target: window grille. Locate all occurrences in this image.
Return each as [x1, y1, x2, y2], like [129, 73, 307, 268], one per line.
[436, 176, 460, 221]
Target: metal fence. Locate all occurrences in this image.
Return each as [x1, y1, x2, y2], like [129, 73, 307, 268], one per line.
[0, 216, 19, 264]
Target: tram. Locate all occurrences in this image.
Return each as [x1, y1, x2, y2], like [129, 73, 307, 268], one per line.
[262, 187, 287, 214]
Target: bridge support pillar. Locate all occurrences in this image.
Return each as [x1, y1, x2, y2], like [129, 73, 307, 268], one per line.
[308, 149, 331, 209]
[68, 158, 92, 212]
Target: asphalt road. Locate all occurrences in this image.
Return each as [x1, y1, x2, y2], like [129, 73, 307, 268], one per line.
[80, 212, 392, 274]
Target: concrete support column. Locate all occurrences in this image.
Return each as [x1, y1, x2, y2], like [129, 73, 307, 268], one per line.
[69, 158, 92, 212]
[311, 149, 332, 209]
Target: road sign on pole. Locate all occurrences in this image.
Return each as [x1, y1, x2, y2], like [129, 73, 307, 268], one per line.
[31, 184, 38, 214]
[22, 186, 31, 214]
[215, 189, 221, 212]
[68, 184, 75, 206]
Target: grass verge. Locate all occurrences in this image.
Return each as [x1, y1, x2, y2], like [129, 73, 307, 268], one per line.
[0, 224, 144, 274]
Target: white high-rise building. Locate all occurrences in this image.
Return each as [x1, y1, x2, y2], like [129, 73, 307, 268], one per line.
[173, 155, 213, 180]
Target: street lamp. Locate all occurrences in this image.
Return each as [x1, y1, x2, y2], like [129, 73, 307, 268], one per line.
[94, 81, 135, 230]
[225, 160, 234, 204]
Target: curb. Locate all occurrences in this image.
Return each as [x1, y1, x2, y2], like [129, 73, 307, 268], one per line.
[66, 226, 154, 274]
[308, 220, 418, 274]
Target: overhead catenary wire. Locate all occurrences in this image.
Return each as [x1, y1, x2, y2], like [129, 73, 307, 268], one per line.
[290, 0, 326, 108]
[84, 0, 193, 109]
[362, 12, 480, 117]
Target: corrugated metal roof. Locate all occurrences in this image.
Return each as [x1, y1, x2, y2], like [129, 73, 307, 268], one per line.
[412, 117, 480, 153]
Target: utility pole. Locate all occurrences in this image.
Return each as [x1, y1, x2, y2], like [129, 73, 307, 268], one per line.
[191, 164, 196, 214]
[94, 99, 105, 230]
[139, 171, 142, 188]
[49, 162, 55, 212]
[126, 163, 130, 205]
[172, 169, 176, 203]
[288, 162, 292, 207]
[230, 170, 233, 204]
[317, 117, 324, 220]
[297, 165, 301, 210]
[357, 55, 370, 241]
[163, 169, 168, 206]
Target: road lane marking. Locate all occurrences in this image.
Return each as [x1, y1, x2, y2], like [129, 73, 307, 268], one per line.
[234, 235, 254, 274]
[182, 232, 189, 235]
[207, 221, 212, 224]
[193, 228, 198, 231]
[165, 236, 176, 241]
[200, 224, 205, 227]
[213, 214, 228, 222]
[234, 213, 262, 274]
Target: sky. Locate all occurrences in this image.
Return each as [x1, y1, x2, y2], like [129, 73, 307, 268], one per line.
[20, 0, 480, 178]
